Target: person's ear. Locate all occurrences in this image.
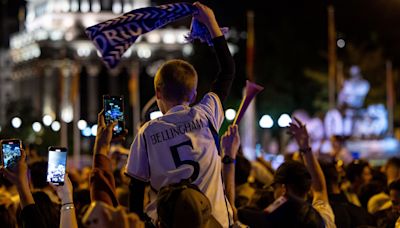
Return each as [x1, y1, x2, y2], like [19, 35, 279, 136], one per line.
[189, 90, 197, 104]
[282, 184, 287, 195]
[155, 87, 162, 99]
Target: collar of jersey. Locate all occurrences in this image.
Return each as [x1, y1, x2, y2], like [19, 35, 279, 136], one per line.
[165, 104, 189, 115]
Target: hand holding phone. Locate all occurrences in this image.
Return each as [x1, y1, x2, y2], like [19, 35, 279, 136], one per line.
[47, 147, 67, 186]
[1, 147, 29, 188]
[1, 139, 22, 169]
[103, 95, 125, 137]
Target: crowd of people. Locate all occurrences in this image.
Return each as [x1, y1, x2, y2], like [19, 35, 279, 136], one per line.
[0, 2, 400, 228]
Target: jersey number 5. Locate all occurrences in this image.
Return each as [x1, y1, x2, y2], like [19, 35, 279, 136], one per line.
[170, 140, 200, 182]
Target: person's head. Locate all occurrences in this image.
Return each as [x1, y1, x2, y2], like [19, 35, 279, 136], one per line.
[346, 159, 372, 187]
[0, 205, 16, 228]
[385, 157, 400, 185]
[29, 160, 49, 189]
[272, 161, 312, 200]
[154, 59, 198, 113]
[157, 180, 222, 228]
[82, 201, 142, 228]
[235, 154, 251, 186]
[320, 161, 340, 193]
[389, 180, 400, 213]
[32, 191, 60, 228]
[330, 135, 345, 150]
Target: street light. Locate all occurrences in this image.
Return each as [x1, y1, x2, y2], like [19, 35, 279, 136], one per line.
[259, 115, 273, 129]
[61, 106, 73, 123]
[278, 114, 292, 127]
[11, 117, 22, 129]
[82, 127, 92, 137]
[32, 122, 42, 132]
[225, 109, 236, 121]
[77, 120, 87, 130]
[91, 124, 98, 136]
[42, 115, 54, 126]
[51, 121, 61, 132]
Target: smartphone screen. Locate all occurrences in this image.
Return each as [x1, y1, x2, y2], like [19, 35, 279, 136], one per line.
[103, 95, 124, 136]
[47, 147, 67, 185]
[1, 139, 21, 168]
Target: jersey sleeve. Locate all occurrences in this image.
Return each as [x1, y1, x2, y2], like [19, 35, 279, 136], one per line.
[125, 130, 150, 182]
[198, 92, 224, 131]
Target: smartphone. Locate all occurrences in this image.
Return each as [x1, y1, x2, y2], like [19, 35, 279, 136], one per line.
[47, 147, 67, 186]
[103, 95, 125, 137]
[1, 139, 22, 168]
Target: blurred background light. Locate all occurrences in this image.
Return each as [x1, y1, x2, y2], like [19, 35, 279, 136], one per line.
[51, 121, 61, 132]
[259, 115, 274, 129]
[225, 109, 236, 121]
[11, 117, 22, 129]
[278, 114, 292, 127]
[42, 114, 54, 126]
[32, 122, 42, 132]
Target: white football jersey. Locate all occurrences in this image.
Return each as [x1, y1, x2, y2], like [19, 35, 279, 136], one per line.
[126, 92, 233, 227]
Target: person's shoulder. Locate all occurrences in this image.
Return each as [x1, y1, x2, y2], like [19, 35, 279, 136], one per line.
[196, 92, 222, 109]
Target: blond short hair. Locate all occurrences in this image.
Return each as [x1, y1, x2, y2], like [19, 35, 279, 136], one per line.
[154, 59, 198, 103]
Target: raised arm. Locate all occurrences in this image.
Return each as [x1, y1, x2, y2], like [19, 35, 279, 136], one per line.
[193, 2, 235, 102]
[2, 149, 47, 228]
[221, 124, 240, 221]
[54, 174, 78, 228]
[288, 117, 328, 203]
[90, 111, 120, 207]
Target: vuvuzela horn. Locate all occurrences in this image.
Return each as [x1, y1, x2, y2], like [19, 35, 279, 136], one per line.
[233, 80, 264, 125]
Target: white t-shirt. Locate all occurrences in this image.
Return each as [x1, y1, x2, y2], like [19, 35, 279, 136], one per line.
[126, 92, 233, 227]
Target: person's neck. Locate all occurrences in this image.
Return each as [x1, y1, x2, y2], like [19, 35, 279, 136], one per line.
[163, 100, 190, 114]
[286, 191, 307, 202]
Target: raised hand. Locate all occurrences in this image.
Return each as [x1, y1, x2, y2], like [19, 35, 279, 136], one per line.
[221, 124, 240, 158]
[53, 174, 74, 204]
[192, 2, 222, 38]
[287, 117, 310, 150]
[94, 110, 127, 156]
[1, 149, 28, 187]
[1, 149, 35, 208]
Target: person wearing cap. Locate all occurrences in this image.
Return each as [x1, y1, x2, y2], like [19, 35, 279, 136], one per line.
[373, 180, 400, 228]
[156, 180, 222, 228]
[238, 117, 336, 228]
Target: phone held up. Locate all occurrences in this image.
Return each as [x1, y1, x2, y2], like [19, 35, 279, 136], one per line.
[103, 95, 125, 137]
[47, 147, 67, 186]
[1, 139, 22, 169]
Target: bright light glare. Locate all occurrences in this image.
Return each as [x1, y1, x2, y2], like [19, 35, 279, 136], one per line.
[61, 106, 73, 123]
[337, 39, 345, 48]
[51, 121, 61, 132]
[11, 117, 22, 129]
[91, 124, 98, 136]
[259, 115, 274, 129]
[32, 122, 42, 132]
[77, 120, 88, 130]
[42, 115, 54, 126]
[150, 111, 163, 120]
[225, 109, 236, 121]
[278, 114, 292, 127]
[163, 33, 176, 44]
[82, 127, 92, 137]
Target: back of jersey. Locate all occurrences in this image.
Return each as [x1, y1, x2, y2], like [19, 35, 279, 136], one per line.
[126, 92, 232, 227]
